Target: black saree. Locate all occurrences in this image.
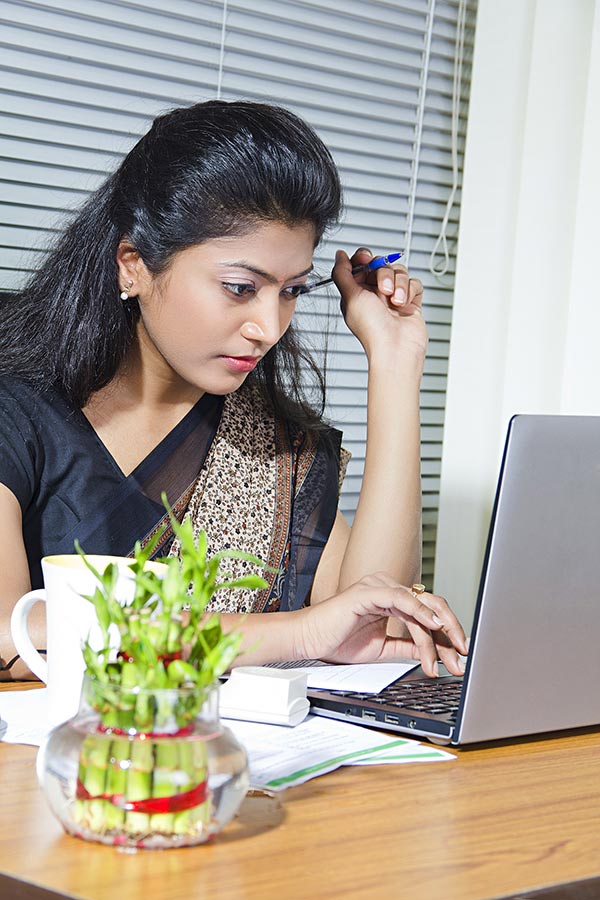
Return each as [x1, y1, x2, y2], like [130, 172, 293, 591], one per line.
[53, 392, 225, 561]
[0, 376, 346, 608]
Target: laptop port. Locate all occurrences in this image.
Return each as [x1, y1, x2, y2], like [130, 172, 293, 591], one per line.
[362, 710, 377, 721]
[384, 714, 399, 725]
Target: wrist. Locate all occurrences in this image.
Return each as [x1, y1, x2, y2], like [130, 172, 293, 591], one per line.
[366, 349, 425, 381]
[291, 606, 312, 660]
[292, 605, 328, 661]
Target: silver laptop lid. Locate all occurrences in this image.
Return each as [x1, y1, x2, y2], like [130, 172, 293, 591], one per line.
[456, 414, 600, 744]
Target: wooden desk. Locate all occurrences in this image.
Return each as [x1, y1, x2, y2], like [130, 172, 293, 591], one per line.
[2, 696, 600, 900]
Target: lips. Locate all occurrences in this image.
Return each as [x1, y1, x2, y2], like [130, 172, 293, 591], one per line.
[220, 355, 261, 373]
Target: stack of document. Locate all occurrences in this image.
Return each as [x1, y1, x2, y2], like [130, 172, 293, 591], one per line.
[223, 660, 455, 789]
[227, 714, 454, 791]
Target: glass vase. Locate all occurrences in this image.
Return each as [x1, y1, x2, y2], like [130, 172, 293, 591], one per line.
[37, 676, 249, 849]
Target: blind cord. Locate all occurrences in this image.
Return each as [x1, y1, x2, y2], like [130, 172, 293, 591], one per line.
[404, 0, 436, 268]
[216, 0, 229, 100]
[429, 0, 468, 280]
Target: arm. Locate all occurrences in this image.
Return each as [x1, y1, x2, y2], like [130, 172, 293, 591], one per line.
[0, 491, 466, 677]
[222, 572, 467, 676]
[0, 483, 43, 680]
[311, 248, 426, 601]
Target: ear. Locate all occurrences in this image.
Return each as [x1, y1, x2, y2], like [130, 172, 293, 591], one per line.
[116, 241, 150, 296]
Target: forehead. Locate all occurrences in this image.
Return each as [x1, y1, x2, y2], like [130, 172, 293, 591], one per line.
[173, 221, 316, 271]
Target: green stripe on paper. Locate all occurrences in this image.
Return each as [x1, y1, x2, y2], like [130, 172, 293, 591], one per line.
[265, 740, 410, 787]
[353, 751, 450, 763]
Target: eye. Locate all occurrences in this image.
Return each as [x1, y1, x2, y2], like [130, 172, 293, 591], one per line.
[282, 284, 307, 300]
[222, 282, 256, 298]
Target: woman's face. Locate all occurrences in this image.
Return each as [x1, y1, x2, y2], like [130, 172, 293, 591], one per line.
[128, 221, 315, 398]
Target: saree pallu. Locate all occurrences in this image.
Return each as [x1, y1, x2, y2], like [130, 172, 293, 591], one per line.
[64, 383, 348, 613]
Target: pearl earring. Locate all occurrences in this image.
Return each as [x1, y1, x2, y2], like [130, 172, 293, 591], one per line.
[120, 280, 134, 301]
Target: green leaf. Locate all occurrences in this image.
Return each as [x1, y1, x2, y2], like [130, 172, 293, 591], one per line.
[76, 495, 264, 714]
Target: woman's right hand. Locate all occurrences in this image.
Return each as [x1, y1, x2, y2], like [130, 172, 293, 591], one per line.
[296, 573, 468, 677]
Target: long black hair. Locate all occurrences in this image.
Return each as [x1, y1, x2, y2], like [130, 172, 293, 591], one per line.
[0, 100, 342, 428]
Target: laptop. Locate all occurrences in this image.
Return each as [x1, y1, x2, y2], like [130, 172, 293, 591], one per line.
[308, 414, 600, 745]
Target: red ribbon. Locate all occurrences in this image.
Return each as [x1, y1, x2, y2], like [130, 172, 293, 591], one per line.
[97, 724, 194, 739]
[76, 779, 207, 814]
[117, 651, 182, 665]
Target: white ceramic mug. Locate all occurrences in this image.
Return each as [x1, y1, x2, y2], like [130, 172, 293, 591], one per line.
[10, 554, 166, 727]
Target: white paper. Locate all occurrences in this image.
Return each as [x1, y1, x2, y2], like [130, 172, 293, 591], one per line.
[0, 688, 51, 746]
[226, 713, 453, 790]
[0, 691, 455, 792]
[299, 662, 419, 693]
[351, 744, 455, 764]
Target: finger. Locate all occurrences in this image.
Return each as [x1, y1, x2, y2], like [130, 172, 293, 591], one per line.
[375, 264, 409, 306]
[332, 249, 368, 299]
[375, 578, 467, 660]
[376, 636, 427, 663]
[434, 636, 467, 676]
[400, 278, 424, 317]
[366, 576, 447, 630]
[349, 247, 373, 268]
[407, 277, 424, 308]
[398, 616, 439, 676]
[418, 593, 469, 656]
[351, 577, 445, 634]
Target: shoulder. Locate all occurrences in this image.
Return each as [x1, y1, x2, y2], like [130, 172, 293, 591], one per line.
[0, 375, 75, 435]
[0, 376, 74, 508]
[0, 373, 62, 407]
[0, 375, 42, 433]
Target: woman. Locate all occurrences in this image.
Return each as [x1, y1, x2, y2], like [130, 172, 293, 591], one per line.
[0, 100, 467, 679]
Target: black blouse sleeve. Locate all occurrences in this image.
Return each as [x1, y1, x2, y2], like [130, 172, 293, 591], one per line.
[0, 379, 41, 511]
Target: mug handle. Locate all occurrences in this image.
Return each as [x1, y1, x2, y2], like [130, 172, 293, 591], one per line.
[10, 589, 48, 682]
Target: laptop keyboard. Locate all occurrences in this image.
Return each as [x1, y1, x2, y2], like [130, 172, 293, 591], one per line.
[330, 678, 463, 721]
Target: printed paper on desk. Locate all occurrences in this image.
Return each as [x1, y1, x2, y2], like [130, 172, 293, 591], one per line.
[351, 743, 455, 765]
[228, 713, 454, 791]
[299, 662, 419, 693]
[0, 688, 50, 746]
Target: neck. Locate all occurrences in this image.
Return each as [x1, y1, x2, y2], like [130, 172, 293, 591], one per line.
[85, 340, 203, 430]
[116, 332, 203, 410]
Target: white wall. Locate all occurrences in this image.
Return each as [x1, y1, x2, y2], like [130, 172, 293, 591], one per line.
[434, 0, 600, 627]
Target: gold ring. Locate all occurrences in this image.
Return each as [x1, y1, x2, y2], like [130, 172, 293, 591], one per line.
[411, 583, 426, 598]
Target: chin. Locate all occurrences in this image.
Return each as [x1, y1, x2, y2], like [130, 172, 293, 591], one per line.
[194, 372, 251, 396]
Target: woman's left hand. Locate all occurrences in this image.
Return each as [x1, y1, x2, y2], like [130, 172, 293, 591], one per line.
[332, 247, 427, 364]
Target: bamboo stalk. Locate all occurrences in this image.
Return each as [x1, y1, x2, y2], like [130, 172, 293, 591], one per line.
[73, 734, 112, 833]
[124, 739, 154, 835]
[149, 740, 179, 834]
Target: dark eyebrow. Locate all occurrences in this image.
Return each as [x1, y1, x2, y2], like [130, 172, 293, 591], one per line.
[218, 261, 314, 283]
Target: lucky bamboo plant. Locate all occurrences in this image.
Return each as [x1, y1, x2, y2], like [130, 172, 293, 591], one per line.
[71, 495, 267, 843]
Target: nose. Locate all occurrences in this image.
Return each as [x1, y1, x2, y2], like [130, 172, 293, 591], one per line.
[239, 296, 282, 348]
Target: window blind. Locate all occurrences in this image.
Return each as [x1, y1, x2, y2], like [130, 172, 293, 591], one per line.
[0, 0, 477, 582]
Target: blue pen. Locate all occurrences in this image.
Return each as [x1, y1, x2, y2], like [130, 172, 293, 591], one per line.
[300, 251, 403, 294]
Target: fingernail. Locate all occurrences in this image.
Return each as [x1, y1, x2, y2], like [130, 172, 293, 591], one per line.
[432, 615, 444, 627]
[394, 287, 406, 304]
[458, 657, 466, 673]
[433, 661, 439, 677]
[382, 277, 394, 292]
